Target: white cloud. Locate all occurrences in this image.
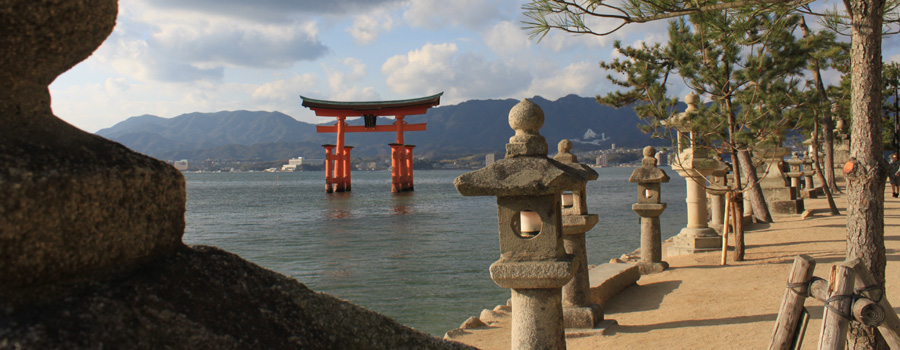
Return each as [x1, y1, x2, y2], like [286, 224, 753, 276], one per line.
[148, 19, 327, 69]
[347, 9, 395, 44]
[325, 58, 381, 101]
[94, 32, 224, 83]
[524, 61, 607, 99]
[144, 0, 404, 22]
[483, 21, 531, 56]
[404, 0, 506, 29]
[252, 73, 320, 103]
[382, 42, 530, 103]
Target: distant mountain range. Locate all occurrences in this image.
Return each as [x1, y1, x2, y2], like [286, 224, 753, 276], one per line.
[95, 94, 669, 162]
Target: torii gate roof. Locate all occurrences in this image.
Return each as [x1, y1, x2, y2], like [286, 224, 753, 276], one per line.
[300, 93, 443, 117]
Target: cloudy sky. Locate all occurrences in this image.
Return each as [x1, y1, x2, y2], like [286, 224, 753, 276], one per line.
[50, 0, 899, 133]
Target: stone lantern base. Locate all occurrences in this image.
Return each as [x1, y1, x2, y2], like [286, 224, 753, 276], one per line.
[636, 261, 670, 275]
[762, 187, 805, 215]
[563, 304, 604, 329]
[667, 227, 721, 257]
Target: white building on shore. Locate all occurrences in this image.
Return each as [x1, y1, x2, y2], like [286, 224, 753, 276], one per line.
[281, 157, 325, 171]
[173, 160, 188, 171]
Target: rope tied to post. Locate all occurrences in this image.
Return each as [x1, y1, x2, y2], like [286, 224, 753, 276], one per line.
[824, 293, 856, 320]
[787, 276, 825, 297]
[856, 284, 884, 303]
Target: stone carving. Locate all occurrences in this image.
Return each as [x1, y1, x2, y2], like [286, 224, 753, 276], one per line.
[554, 140, 603, 329]
[1, 0, 185, 301]
[666, 93, 721, 256]
[456, 99, 590, 350]
[629, 146, 671, 274]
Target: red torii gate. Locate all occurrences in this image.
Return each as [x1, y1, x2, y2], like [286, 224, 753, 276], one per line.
[300, 93, 442, 193]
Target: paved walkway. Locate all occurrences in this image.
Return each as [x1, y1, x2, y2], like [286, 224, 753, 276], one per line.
[449, 187, 900, 349]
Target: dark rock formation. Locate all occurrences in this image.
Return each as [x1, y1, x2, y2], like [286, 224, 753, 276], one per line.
[0, 1, 475, 348]
[1, 246, 475, 350]
[0, 0, 186, 301]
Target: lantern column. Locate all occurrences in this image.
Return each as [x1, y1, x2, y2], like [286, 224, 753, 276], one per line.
[554, 139, 604, 329]
[455, 99, 586, 350]
[629, 146, 671, 274]
[666, 92, 720, 256]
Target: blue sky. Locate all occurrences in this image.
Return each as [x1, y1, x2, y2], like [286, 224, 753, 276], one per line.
[49, 0, 899, 133]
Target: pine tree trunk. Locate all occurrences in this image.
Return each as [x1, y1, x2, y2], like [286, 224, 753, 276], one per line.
[846, 0, 888, 347]
[824, 108, 838, 193]
[737, 150, 772, 223]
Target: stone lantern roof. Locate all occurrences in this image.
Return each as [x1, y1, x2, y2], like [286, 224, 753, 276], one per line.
[629, 146, 670, 184]
[554, 139, 598, 181]
[454, 99, 588, 197]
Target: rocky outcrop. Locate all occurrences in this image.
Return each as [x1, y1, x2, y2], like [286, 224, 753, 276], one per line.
[1, 246, 474, 350]
[0, 1, 474, 348]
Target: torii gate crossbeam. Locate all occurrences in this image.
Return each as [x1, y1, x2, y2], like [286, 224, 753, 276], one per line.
[300, 93, 442, 193]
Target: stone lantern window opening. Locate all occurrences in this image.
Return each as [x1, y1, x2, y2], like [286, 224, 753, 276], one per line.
[517, 210, 542, 238]
[561, 191, 574, 208]
[640, 183, 661, 202]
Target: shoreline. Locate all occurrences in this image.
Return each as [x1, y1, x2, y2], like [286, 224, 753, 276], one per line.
[442, 187, 900, 349]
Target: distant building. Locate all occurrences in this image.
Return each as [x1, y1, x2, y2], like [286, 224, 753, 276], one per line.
[173, 160, 188, 171]
[282, 157, 325, 171]
[485, 154, 495, 167]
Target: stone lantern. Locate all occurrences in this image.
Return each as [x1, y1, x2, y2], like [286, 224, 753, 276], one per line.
[553, 139, 603, 329]
[455, 99, 587, 350]
[755, 147, 804, 215]
[629, 146, 670, 274]
[801, 151, 818, 198]
[786, 152, 803, 190]
[706, 155, 731, 233]
[666, 92, 721, 256]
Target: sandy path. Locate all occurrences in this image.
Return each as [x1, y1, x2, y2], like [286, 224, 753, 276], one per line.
[449, 187, 900, 349]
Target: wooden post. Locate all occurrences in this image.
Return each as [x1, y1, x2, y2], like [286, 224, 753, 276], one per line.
[389, 143, 401, 193]
[817, 264, 856, 350]
[323, 144, 335, 193]
[343, 146, 353, 192]
[848, 259, 900, 348]
[769, 255, 816, 350]
[721, 192, 731, 266]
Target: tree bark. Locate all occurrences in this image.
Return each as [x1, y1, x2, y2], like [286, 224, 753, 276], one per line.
[824, 105, 839, 194]
[846, 0, 888, 347]
[799, 15, 839, 195]
[812, 113, 841, 215]
[737, 150, 772, 223]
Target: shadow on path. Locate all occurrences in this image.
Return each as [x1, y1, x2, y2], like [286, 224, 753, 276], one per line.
[604, 280, 682, 314]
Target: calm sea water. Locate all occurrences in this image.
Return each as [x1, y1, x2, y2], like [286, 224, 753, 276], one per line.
[183, 167, 687, 336]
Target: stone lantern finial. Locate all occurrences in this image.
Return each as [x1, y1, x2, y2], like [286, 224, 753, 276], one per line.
[554, 139, 577, 164]
[642, 146, 658, 167]
[507, 99, 548, 158]
[684, 92, 698, 114]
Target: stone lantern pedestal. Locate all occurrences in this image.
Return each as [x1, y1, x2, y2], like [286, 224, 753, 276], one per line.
[554, 140, 603, 329]
[705, 157, 730, 233]
[801, 152, 820, 198]
[629, 146, 670, 274]
[669, 147, 720, 256]
[662, 92, 721, 256]
[455, 99, 590, 350]
[756, 147, 804, 215]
